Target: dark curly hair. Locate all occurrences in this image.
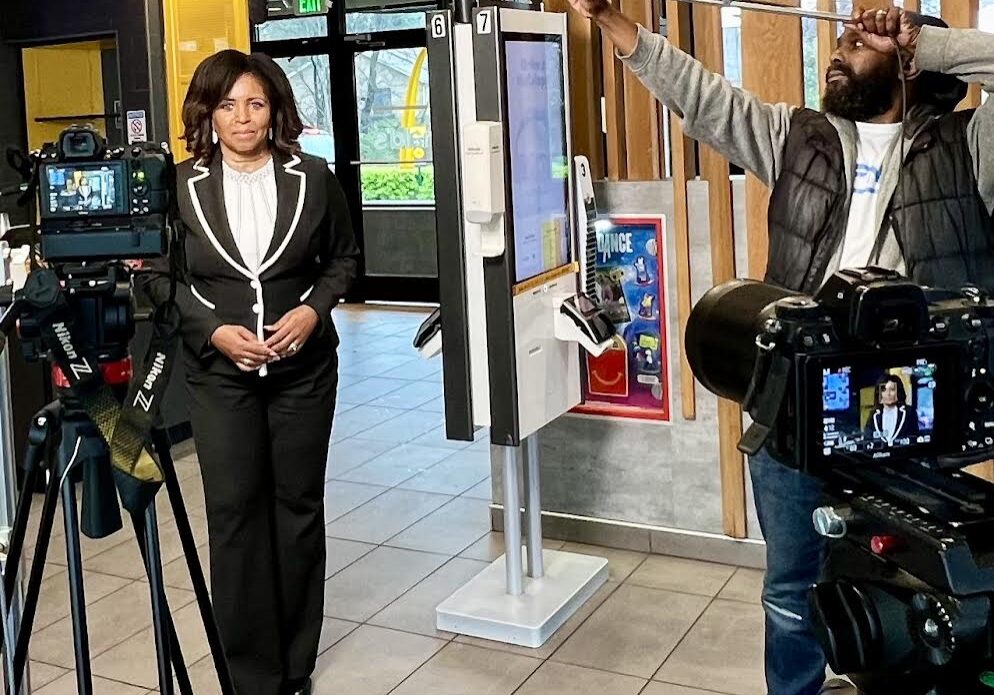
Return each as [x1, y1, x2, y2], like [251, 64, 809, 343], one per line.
[875, 374, 908, 408]
[182, 50, 303, 164]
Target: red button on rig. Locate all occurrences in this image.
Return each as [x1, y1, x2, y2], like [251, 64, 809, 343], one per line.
[870, 535, 903, 556]
[51, 357, 133, 389]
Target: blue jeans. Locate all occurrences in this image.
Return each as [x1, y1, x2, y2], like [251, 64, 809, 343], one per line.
[749, 449, 828, 695]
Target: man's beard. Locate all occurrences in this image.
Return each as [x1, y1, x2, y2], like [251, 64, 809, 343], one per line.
[822, 62, 898, 122]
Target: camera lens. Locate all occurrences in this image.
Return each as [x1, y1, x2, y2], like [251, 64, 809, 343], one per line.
[685, 279, 795, 404]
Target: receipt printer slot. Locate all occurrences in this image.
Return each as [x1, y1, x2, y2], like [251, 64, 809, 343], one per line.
[554, 293, 615, 356]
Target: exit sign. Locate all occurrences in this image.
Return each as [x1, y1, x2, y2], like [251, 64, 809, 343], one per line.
[296, 0, 324, 14]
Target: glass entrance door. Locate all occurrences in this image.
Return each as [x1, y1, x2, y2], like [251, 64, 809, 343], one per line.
[351, 44, 437, 296]
[253, 10, 439, 303]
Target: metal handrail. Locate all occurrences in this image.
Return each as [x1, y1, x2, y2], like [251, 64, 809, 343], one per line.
[674, 0, 851, 23]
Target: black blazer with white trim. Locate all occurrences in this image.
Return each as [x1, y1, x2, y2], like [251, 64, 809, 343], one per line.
[140, 151, 359, 376]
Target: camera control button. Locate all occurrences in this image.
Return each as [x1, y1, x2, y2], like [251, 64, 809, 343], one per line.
[968, 383, 994, 413]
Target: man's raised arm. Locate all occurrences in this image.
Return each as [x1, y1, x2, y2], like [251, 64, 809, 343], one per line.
[569, 0, 796, 187]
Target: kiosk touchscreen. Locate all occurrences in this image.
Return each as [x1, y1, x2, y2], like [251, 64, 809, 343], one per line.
[504, 36, 572, 284]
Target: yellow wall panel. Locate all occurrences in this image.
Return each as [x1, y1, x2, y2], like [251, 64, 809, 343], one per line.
[163, 0, 250, 161]
[22, 42, 106, 151]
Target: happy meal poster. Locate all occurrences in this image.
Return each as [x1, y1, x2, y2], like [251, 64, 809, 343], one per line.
[574, 215, 671, 421]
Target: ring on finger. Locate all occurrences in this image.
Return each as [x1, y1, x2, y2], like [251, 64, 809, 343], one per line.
[241, 358, 253, 366]
[289, 342, 299, 353]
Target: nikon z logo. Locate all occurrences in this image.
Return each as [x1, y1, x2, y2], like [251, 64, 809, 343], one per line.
[133, 352, 167, 412]
[52, 322, 93, 380]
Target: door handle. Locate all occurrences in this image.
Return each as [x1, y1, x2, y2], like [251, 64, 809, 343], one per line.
[344, 34, 386, 49]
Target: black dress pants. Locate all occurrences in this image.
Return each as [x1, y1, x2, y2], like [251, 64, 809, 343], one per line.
[187, 352, 337, 695]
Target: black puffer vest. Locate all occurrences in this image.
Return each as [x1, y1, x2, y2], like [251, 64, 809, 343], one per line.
[765, 108, 994, 294]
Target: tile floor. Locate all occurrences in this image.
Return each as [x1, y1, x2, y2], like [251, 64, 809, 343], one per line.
[16, 305, 768, 694]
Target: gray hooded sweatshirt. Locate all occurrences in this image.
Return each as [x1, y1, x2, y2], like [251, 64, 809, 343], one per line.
[617, 24, 994, 283]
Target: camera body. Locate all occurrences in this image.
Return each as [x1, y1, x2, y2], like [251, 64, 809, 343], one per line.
[687, 267, 994, 693]
[37, 126, 170, 262]
[745, 267, 994, 474]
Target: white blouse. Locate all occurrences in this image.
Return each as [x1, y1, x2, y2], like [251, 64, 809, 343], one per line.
[222, 157, 278, 273]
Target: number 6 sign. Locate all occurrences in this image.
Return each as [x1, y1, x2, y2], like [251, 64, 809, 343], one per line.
[431, 14, 446, 38]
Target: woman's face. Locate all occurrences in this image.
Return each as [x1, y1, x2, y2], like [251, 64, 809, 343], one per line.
[213, 73, 272, 157]
[880, 380, 899, 407]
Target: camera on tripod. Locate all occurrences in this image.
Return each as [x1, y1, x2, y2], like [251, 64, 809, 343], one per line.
[37, 125, 168, 262]
[2, 125, 172, 371]
[687, 267, 994, 695]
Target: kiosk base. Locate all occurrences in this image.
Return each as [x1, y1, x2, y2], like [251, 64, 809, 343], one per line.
[435, 548, 608, 648]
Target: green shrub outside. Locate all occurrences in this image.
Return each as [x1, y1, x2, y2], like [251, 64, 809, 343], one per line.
[361, 166, 435, 202]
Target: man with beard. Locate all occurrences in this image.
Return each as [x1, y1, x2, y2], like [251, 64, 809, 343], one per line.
[563, 3, 994, 694]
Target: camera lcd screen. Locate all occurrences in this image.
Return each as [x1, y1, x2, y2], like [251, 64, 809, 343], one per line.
[811, 346, 957, 463]
[41, 162, 127, 219]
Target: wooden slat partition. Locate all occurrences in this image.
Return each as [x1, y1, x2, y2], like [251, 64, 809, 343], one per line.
[602, 29, 628, 179]
[547, 0, 606, 179]
[741, 0, 804, 280]
[664, 0, 698, 421]
[693, 2, 746, 538]
[817, 0, 837, 91]
[619, 0, 662, 179]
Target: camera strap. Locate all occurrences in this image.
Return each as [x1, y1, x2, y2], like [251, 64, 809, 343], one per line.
[109, 304, 179, 478]
[739, 335, 792, 456]
[26, 269, 166, 513]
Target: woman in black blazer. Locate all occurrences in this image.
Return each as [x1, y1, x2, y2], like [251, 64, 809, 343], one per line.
[864, 375, 920, 448]
[140, 50, 358, 695]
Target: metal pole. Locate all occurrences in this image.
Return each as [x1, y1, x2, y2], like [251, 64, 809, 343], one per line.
[522, 436, 544, 579]
[0, 224, 26, 694]
[500, 445, 523, 597]
[673, 0, 850, 22]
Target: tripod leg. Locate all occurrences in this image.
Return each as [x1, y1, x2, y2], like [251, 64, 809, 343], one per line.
[55, 436, 93, 695]
[132, 508, 194, 695]
[135, 505, 175, 695]
[4, 404, 59, 606]
[152, 429, 236, 695]
[3, 463, 40, 605]
[11, 465, 61, 690]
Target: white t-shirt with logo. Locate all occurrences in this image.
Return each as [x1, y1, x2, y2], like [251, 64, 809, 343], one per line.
[838, 121, 904, 269]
